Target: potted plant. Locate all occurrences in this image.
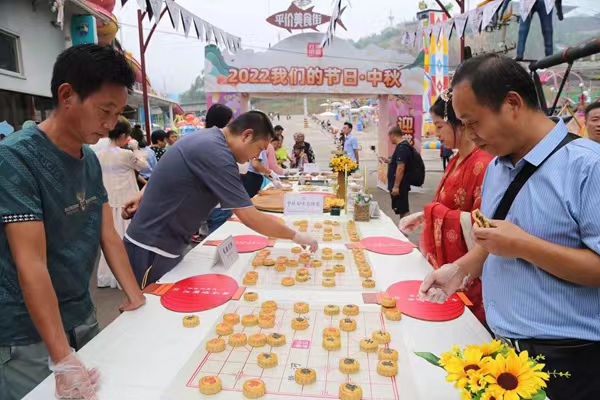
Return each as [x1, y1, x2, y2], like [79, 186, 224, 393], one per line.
[353, 192, 372, 222]
[326, 198, 345, 216]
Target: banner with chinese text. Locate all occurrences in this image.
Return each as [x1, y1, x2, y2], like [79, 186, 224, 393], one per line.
[205, 33, 424, 95]
[377, 94, 424, 191]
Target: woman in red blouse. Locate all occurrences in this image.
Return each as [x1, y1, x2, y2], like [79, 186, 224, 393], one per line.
[400, 92, 493, 323]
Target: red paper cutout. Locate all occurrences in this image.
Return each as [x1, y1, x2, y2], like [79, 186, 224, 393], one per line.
[160, 274, 239, 313]
[386, 280, 465, 322]
[204, 235, 271, 253]
[347, 236, 415, 255]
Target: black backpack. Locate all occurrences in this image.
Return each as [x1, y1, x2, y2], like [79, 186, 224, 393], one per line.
[402, 142, 425, 187]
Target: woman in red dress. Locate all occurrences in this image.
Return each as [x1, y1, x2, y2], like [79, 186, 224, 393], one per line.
[400, 92, 493, 324]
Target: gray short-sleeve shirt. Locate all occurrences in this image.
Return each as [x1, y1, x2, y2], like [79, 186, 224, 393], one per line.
[126, 127, 252, 256]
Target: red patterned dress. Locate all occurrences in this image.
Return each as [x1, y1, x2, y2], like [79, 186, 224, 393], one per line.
[421, 148, 493, 323]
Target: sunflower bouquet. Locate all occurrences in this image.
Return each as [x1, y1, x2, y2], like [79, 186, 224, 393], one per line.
[415, 340, 559, 400]
[329, 155, 359, 174]
[326, 198, 345, 208]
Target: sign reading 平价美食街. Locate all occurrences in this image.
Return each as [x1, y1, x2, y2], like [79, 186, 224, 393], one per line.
[204, 33, 425, 95]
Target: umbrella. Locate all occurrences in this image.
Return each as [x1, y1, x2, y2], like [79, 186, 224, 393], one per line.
[359, 105, 373, 110]
[319, 111, 336, 117]
[350, 108, 362, 113]
[339, 105, 351, 110]
[330, 102, 342, 107]
[319, 103, 330, 107]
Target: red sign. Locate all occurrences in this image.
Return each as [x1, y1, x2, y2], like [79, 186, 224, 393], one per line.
[266, 2, 346, 33]
[347, 236, 416, 255]
[160, 274, 239, 313]
[307, 42, 323, 58]
[386, 280, 465, 322]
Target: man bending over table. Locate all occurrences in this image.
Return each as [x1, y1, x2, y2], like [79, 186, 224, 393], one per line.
[122, 111, 318, 286]
[0, 44, 146, 400]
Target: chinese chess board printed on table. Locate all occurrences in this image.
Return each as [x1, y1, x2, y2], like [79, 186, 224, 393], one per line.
[163, 299, 417, 400]
[283, 219, 362, 244]
[241, 247, 379, 291]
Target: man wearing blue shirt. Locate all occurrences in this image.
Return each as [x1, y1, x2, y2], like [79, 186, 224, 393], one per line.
[342, 122, 359, 164]
[420, 54, 600, 400]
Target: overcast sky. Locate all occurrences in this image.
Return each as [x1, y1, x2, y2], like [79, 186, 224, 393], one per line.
[113, 0, 600, 95]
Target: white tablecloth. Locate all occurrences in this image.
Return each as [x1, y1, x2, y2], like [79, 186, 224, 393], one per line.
[25, 211, 491, 400]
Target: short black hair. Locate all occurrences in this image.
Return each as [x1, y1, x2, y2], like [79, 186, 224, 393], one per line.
[206, 104, 233, 129]
[108, 120, 132, 141]
[274, 125, 284, 132]
[451, 53, 539, 111]
[344, 122, 353, 130]
[388, 127, 403, 136]
[228, 111, 276, 141]
[585, 101, 600, 119]
[168, 130, 178, 137]
[151, 130, 168, 144]
[51, 44, 135, 107]
[430, 96, 462, 127]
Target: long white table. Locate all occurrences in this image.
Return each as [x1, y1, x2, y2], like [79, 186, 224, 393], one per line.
[25, 210, 491, 400]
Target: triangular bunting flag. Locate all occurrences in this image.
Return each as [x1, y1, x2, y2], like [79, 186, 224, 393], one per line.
[193, 16, 204, 39]
[424, 25, 432, 39]
[481, 0, 503, 29]
[203, 21, 213, 43]
[165, 0, 180, 32]
[136, 0, 146, 9]
[443, 18, 454, 41]
[181, 9, 192, 37]
[468, 8, 483, 35]
[121, 0, 129, 6]
[147, 0, 162, 23]
[431, 23, 442, 43]
[454, 13, 468, 39]
[415, 28, 422, 48]
[220, 30, 228, 48]
[519, 0, 536, 20]
[213, 28, 221, 46]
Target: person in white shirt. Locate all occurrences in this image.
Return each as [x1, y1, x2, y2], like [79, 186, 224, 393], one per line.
[95, 120, 148, 288]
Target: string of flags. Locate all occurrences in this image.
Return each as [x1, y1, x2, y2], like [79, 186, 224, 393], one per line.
[120, 0, 242, 53]
[321, 0, 548, 49]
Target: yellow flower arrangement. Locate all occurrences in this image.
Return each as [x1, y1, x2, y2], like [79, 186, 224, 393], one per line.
[415, 340, 560, 400]
[329, 155, 359, 174]
[326, 198, 345, 208]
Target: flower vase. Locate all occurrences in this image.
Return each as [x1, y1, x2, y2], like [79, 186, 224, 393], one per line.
[336, 171, 346, 200]
[330, 206, 341, 216]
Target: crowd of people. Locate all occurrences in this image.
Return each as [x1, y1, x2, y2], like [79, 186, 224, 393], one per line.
[1, 43, 600, 400]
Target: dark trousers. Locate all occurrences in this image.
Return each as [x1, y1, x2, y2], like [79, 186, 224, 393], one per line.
[242, 172, 264, 198]
[517, 0, 554, 58]
[500, 338, 600, 400]
[442, 156, 450, 170]
[124, 238, 183, 288]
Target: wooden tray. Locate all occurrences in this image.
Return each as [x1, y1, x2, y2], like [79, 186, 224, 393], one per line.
[257, 186, 293, 196]
[252, 192, 332, 213]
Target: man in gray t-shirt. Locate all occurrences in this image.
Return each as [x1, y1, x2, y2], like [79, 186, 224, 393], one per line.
[122, 111, 318, 286]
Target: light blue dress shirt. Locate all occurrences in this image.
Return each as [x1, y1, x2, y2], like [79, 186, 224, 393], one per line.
[140, 147, 157, 180]
[247, 150, 267, 174]
[480, 120, 600, 340]
[344, 134, 359, 162]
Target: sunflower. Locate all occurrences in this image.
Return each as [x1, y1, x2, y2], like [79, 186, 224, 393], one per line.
[466, 340, 504, 357]
[443, 347, 490, 389]
[460, 389, 473, 400]
[484, 350, 549, 400]
[439, 344, 461, 367]
[480, 387, 502, 400]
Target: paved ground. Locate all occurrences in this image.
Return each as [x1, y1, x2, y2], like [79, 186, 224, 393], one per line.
[91, 115, 444, 329]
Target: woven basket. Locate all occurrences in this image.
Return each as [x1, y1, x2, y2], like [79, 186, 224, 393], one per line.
[354, 204, 370, 222]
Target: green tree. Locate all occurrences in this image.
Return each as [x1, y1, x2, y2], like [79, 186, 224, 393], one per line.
[179, 73, 205, 104]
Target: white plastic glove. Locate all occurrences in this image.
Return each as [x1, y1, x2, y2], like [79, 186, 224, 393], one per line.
[418, 263, 470, 304]
[398, 211, 425, 235]
[269, 172, 283, 189]
[50, 349, 100, 399]
[292, 232, 318, 253]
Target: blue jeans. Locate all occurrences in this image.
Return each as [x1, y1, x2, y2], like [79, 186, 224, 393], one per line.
[207, 208, 233, 234]
[517, 0, 554, 58]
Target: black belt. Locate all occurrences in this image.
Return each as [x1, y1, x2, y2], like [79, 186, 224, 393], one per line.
[496, 335, 594, 352]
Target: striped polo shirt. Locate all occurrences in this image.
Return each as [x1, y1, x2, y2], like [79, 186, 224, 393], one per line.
[480, 120, 600, 340]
